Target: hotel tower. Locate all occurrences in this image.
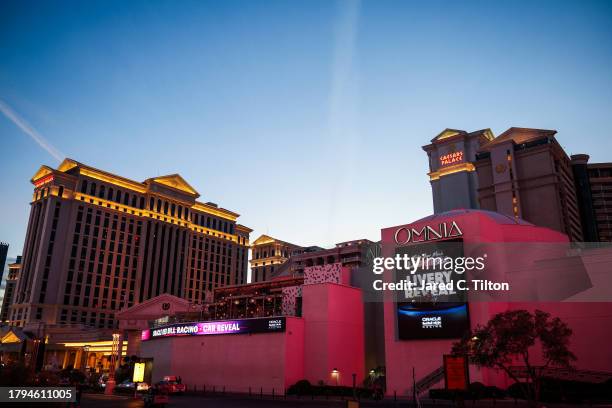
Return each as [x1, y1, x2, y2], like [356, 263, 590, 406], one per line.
[7, 159, 251, 329]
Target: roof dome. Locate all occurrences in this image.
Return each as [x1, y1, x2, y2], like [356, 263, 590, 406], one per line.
[414, 209, 533, 226]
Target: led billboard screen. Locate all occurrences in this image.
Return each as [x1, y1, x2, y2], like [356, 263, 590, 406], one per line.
[395, 239, 470, 340]
[141, 316, 286, 341]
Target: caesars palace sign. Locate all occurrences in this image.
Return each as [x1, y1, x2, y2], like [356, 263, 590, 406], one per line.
[394, 221, 463, 244]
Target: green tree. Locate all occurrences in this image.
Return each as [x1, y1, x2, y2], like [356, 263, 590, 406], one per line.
[452, 309, 576, 405]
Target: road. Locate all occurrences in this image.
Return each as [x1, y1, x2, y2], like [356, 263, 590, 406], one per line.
[81, 393, 421, 408]
[80, 393, 607, 408]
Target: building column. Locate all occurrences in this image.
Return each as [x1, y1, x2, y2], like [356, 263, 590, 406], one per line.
[126, 330, 142, 357]
[74, 349, 82, 369]
[61, 350, 70, 369]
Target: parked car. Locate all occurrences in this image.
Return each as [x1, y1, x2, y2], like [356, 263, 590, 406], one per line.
[137, 382, 151, 391]
[97, 374, 109, 388]
[144, 388, 169, 408]
[155, 376, 185, 394]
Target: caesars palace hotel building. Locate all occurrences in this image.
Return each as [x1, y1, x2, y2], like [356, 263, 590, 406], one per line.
[7, 159, 251, 329]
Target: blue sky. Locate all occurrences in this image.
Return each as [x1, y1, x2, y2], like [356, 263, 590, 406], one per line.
[1, 0, 612, 271]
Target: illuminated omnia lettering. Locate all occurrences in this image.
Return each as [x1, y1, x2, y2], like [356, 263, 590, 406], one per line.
[394, 221, 463, 244]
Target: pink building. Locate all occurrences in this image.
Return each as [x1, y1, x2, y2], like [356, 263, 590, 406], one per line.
[117, 208, 612, 396]
[381, 209, 612, 396]
[118, 263, 365, 392]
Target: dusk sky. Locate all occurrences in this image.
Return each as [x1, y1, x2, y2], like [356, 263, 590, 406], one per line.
[1, 0, 612, 272]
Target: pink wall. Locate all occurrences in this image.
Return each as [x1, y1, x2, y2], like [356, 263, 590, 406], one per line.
[302, 283, 365, 387]
[138, 282, 367, 392]
[141, 317, 304, 393]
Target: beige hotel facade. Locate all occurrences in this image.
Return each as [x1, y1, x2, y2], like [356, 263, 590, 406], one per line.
[6, 158, 251, 331]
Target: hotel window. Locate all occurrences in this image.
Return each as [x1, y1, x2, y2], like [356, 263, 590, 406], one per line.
[131, 195, 137, 207]
[58, 185, 64, 198]
[99, 185, 105, 198]
[123, 193, 129, 206]
[90, 182, 97, 196]
[108, 187, 114, 200]
[116, 190, 122, 203]
[171, 203, 176, 216]
[139, 197, 145, 209]
[164, 201, 169, 214]
[177, 206, 182, 218]
[81, 180, 88, 193]
[157, 199, 162, 212]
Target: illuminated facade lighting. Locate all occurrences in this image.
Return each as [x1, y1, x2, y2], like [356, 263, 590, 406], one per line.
[8, 158, 252, 329]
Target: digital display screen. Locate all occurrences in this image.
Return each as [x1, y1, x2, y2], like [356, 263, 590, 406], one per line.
[395, 239, 470, 340]
[141, 316, 286, 341]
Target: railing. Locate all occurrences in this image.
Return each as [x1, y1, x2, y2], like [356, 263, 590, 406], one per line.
[148, 313, 296, 328]
[414, 365, 445, 395]
[509, 366, 612, 384]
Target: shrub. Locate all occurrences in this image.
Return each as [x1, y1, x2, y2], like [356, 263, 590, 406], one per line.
[287, 379, 312, 395]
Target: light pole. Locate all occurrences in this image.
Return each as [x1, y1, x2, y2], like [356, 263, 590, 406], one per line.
[81, 345, 90, 373]
[105, 332, 121, 395]
[30, 339, 41, 373]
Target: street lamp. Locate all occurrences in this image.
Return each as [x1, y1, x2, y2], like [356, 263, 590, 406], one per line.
[331, 368, 339, 386]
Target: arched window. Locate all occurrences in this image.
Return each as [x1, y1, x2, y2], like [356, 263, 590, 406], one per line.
[108, 187, 114, 200]
[177, 206, 182, 219]
[139, 197, 145, 209]
[116, 190, 122, 203]
[89, 182, 96, 196]
[171, 203, 176, 217]
[123, 193, 129, 206]
[80, 180, 88, 194]
[149, 197, 154, 210]
[163, 201, 169, 214]
[156, 199, 162, 212]
[99, 185, 105, 198]
[131, 195, 137, 207]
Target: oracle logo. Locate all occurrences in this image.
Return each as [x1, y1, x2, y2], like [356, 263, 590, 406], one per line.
[394, 221, 463, 244]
